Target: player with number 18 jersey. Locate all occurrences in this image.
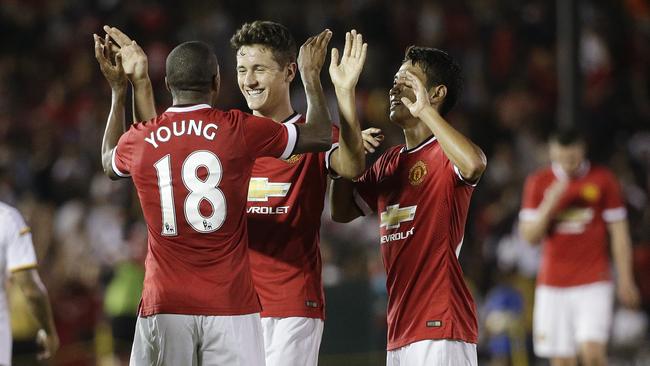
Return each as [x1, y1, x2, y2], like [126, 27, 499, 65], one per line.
[111, 104, 297, 316]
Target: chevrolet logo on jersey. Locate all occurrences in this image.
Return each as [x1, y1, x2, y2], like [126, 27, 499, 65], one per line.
[380, 204, 417, 230]
[247, 178, 291, 202]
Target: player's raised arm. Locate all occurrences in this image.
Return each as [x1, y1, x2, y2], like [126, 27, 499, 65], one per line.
[103, 26, 157, 122]
[398, 70, 486, 183]
[292, 30, 333, 154]
[328, 30, 368, 179]
[94, 33, 127, 180]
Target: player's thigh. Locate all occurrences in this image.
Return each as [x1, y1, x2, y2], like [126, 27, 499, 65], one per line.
[262, 317, 324, 366]
[574, 281, 613, 345]
[200, 313, 265, 366]
[129, 314, 199, 366]
[386, 339, 477, 366]
[533, 286, 576, 358]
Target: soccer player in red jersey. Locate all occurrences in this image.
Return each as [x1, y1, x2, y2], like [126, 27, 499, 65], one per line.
[330, 47, 487, 365]
[94, 28, 333, 364]
[229, 23, 372, 365]
[105, 23, 375, 365]
[518, 127, 640, 366]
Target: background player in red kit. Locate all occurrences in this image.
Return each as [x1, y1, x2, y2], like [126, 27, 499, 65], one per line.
[105, 23, 376, 365]
[94, 27, 333, 364]
[330, 47, 487, 365]
[518, 128, 640, 366]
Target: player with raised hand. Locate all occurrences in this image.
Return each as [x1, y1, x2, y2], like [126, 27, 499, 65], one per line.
[330, 47, 486, 365]
[103, 23, 377, 365]
[519, 127, 639, 366]
[94, 26, 333, 365]
[0, 201, 59, 365]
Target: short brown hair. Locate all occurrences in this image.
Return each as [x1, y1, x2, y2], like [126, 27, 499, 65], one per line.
[403, 46, 463, 116]
[230, 21, 297, 67]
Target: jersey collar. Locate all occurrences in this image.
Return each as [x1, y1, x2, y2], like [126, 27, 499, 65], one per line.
[282, 111, 301, 124]
[166, 104, 212, 113]
[401, 135, 437, 154]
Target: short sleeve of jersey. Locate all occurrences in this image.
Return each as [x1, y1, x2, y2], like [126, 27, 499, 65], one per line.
[601, 171, 627, 222]
[241, 113, 296, 160]
[519, 174, 543, 222]
[3, 208, 37, 273]
[112, 129, 136, 178]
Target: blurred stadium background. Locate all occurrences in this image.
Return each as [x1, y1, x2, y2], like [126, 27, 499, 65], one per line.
[1, 0, 649, 365]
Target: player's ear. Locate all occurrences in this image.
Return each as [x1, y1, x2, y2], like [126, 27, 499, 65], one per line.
[429, 85, 447, 105]
[285, 62, 297, 83]
[164, 77, 171, 92]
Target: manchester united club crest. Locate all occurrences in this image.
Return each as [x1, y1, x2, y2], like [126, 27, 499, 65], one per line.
[581, 183, 600, 203]
[408, 160, 427, 186]
[284, 154, 303, 164]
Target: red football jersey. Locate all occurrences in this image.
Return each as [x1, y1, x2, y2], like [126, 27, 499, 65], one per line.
[111, 104, 297, 316]
[246, 113, 338, 319]
[519, 162, 626, 287]
[353, 136, 479, 350]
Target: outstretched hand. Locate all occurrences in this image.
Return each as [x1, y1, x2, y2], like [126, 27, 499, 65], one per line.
[329, 29, 368, 91]
[94, 33, 126, 90]
[102, 25, 149, 83]
[397, 70, 431, 118]
[298, 29, 333, 79]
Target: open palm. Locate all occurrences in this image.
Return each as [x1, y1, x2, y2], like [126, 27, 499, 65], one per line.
[329, 30, 368, 90]
[399, 71, 431, 118]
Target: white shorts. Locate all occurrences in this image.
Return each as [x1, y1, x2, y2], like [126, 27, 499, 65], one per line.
[386, 339, 478, 366]
[261, 317, 324, 366]
[129, 313, 265, 366]
[533, 281, 614, 358]
[0, 314, 9, 366]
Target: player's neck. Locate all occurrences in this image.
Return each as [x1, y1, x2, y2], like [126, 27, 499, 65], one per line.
[403, 122, 434, 150]
[171, 89, 213, 107]
[252, 100, 294, 123]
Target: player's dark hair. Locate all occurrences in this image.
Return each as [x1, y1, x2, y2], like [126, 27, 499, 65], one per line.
[403, 46, 462, 116]
[549, 126, 586, 146]
[230, 20, 297, 67]
[166, 41, 218, 94]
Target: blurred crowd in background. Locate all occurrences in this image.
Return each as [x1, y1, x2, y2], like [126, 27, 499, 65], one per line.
[1, 0, 649, 364]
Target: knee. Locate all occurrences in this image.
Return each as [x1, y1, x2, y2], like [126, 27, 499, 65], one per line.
[579, 342, 607, 366]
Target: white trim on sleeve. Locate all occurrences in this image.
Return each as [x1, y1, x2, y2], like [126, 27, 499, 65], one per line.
[325, 143, 340, 178]
[454, 165, 478, 187]
[352, 189, 374, 216]
[279, 123, 298, 160]
[111, 148, 131, 178]
[456, 237, 465, 258]
[519, 208, 539, 222]
[603, 207, 627, 223]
